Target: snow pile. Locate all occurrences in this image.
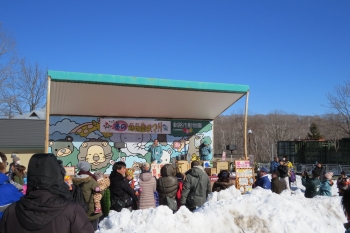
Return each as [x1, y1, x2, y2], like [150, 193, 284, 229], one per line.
[97, 176, 346, 233]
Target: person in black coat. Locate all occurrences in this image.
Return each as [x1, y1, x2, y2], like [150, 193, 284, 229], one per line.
[277, 160, 290, 191]
[109, 161, 137, 212]
[0, 153, 94, 233]
[312, 162, 326, 182]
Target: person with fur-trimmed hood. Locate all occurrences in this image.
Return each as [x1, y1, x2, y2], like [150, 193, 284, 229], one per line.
[212, 170, 233, 192]
[0, 153, 93, 233]
[157, 164, 178, 207]
[180, 161, 211, 212]
[73, 162, 102, 230]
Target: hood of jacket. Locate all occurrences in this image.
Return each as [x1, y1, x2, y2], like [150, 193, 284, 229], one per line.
[139, 172, 153, 182]
[15, 189, 69, 231]
[186, 166, 205, 178]
[0, 172, 9, 185]
[161, 164, 175, 177]
[72, 174, 91, 185]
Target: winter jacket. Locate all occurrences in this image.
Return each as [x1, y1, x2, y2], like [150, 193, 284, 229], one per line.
[157, 164, 178, 206]
[271, 177, 285, 194]
[212, 180, 233, 192]
[270, 161, 279, 173]
[199, 144, 212, 161]
[302, 177, 321, 198]
[149, 145, 163, 163]
[109, 170, 137, 211]
[337, 176, 349, 196]
[254, 175, 271, 190]
[72, 174, 102, 221]
[78, 171, 97, 181]
[277, 165, 288, 178]
[101, 188, 110, 217]
[181, 166, 211, 210]
[320, 179, 333, 196]
[138, 172, 156, 209]
[0, 190, 94, 233]
[313, 166, 326, 182]
[0, 173, 23, 219]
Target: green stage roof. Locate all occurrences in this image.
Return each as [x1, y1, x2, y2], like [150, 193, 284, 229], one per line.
[47, 70, 249, 120]
[48, 70, 249, 94]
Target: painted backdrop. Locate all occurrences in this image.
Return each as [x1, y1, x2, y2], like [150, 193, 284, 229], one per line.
[48, 116, 213, 174]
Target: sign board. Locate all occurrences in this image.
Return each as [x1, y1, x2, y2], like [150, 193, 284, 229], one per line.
[64, 166, 75, 176]
[151, 164, 167, 178]
[235, 160, 250, 168]
[235, 160, 254, 193]
[100, 119, 171, 134]
[171, 120, 212, 137]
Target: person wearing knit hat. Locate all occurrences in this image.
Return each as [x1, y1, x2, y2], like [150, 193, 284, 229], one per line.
[77, 161, 97, 181]
[77, 161, 91, 172]
[320, 172, 334, 196]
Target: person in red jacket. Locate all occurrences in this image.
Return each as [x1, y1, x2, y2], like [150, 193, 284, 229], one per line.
[0, 153, 94, 233]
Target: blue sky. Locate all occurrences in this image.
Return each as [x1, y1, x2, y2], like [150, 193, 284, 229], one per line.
[1, 1, 349, 116]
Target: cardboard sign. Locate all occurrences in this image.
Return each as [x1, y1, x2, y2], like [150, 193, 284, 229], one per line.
[234, 160, 254, 194]
[151, 164, 167, 178]
[64, 166, 75, 176]
[235, 160, 250, 168]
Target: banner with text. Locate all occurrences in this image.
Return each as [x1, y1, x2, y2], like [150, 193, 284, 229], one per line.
[100, 119, 171, 134]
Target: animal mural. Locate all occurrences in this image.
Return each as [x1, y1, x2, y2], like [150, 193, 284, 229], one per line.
[49, 136, 79, 166]
[49, 116, 213, 174]
[77, 139, 114, 173]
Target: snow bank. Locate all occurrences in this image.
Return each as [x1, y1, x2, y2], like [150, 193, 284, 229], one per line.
[97, 176, 346, 233]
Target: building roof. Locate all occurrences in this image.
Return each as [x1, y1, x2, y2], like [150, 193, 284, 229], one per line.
[12, 109, 46, 120]
[48, 70, 249, 120]
[0, 119, 45, 153]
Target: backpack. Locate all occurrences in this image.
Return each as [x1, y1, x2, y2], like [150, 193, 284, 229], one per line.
[71, 183, 89, 213]
[289, 170, 296, 182]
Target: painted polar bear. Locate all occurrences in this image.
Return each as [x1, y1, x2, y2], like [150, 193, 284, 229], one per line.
[110, 133, 151, 156]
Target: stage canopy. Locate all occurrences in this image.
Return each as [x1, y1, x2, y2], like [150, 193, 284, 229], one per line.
[47, 70, 249, 120]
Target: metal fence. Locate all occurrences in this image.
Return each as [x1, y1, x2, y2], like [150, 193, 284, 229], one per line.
[256, 162, 350, 176]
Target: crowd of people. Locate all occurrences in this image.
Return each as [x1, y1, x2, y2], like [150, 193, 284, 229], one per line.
[2, 151, 350, 232]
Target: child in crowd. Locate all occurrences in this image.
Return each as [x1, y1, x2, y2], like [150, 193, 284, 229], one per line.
[93, 171, 110, 213]
[320, 172, 334, 196]
[12, 165, 26, 185]
[126, 169, 140, 196]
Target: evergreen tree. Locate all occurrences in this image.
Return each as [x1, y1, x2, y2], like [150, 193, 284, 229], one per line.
[307, 123, 322, 139]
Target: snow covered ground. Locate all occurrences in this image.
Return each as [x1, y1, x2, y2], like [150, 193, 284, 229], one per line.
[97, 175, 347, 233]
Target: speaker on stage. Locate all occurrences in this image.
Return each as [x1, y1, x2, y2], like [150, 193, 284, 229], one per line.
[226, 145, 237, 151]
[114, 142, 126, 149]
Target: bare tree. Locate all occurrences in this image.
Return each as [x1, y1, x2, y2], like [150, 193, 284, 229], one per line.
[326, 79, 350, 136]
[1, 60, 47, 117]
